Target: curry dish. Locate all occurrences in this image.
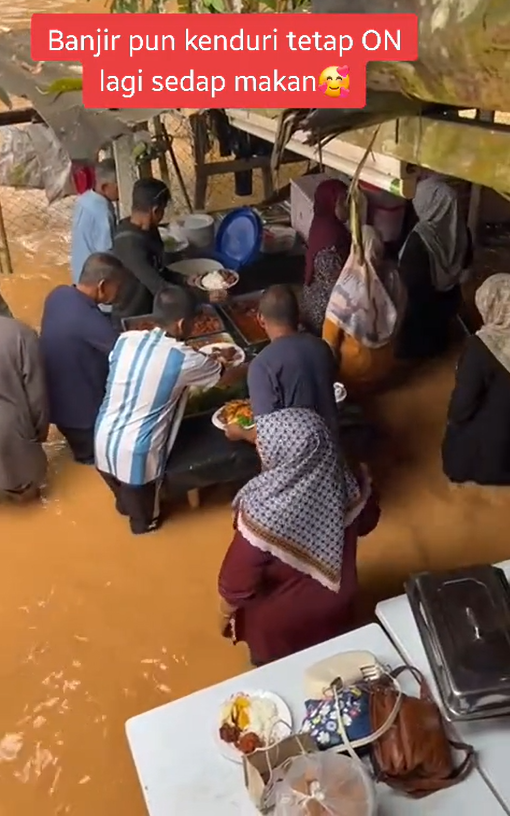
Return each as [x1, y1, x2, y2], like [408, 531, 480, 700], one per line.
[226, 300, 268, 344]
[190, 312, 223, 337]
[218, 400, 254, 428]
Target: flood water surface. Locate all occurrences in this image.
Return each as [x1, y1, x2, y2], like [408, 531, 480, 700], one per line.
[2, 4, 510, 813]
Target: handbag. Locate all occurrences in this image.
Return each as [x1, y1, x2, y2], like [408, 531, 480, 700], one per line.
[303, 651, 403, 760]
[369, 665, 475, 798]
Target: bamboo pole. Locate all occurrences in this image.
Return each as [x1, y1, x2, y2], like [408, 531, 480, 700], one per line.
[0, 196, 13, 276]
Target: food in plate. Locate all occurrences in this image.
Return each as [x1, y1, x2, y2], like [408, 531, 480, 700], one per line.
[219, 399, 254, 428]
[163, 235, 179, 251]
[210, 345, 239, 362]
[199, 269, 238, 291]
[227, 299, 268, 344]
[219, 693, 279, 754]
[190, 312, 223, 337]
[198, 343, 244, 367]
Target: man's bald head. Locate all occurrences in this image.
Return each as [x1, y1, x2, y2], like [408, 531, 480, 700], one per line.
[78, 252, 126, 306]
[258, 285, 299, 331]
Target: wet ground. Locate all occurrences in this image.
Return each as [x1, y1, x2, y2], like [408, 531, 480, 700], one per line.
[1, 4, 510, 813]
[2, 242, 510, 816]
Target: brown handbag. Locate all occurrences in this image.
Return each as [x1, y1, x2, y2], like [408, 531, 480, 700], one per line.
[369, 665, 475, 798]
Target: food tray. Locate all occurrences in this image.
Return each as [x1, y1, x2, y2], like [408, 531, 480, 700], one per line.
[406, 565, 510, 721]
[220, 291, 269, 351]
[189, 305, 226, 339]
[189, 332, 236, 351]
[121, 313, 156, 332]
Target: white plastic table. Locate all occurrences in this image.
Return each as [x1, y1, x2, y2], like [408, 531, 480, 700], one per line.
[126, 622, 506, 816]
[376, 560, 510, 813]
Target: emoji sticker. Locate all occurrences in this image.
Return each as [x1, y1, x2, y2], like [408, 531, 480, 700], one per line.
[318, 66, 350, 99]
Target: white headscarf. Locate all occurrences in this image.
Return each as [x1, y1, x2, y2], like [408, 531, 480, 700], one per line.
[409, 176, 468, 293]
[476, 273, 510, 374]
[324, 225, 405, 348]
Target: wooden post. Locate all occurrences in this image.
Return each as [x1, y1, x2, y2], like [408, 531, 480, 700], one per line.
[112, 133, 139, 219]
[0, 197, 13, 276]
[468, 110, 495, 248]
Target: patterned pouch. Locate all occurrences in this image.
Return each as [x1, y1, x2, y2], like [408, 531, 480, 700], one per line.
[301, 685, 371, 752]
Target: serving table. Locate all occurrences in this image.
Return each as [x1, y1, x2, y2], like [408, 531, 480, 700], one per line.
[376, 559, 510, 813]
[126, 623, 506, 816]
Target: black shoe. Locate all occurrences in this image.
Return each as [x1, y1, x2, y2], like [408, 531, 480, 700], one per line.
[129, 516, 161, 535]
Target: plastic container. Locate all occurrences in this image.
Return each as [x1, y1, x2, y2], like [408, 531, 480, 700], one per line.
[262, 225, 297, 254]
[274, 753, 376, 816]
[182, 213, 215, 249]
[360, 182, 406, 243]
[214, 207, 263, 271]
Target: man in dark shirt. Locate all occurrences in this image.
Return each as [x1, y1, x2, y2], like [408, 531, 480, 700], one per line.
[225, 285, 339, 443]
[40, 253, 125, 465]
[112, 178, 170, 327]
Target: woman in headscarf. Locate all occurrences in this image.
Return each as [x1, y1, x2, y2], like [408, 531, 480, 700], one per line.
[218, 408, 380, 666]
[301, 178, 352, 335]
[442, 274, 510, 486]
[396, 175, 471, 359]
[322, 225, 406, 395]
[0, 314, 49, 502]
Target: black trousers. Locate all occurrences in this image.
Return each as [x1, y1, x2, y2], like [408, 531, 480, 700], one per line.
[98, 470, 160, 535]
[57, 426, 95, 465]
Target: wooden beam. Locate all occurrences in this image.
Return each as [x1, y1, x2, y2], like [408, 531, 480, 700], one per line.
[0, 108, 42, 127]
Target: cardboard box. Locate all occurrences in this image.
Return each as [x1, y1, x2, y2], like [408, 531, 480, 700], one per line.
[243, 733, 317, 813]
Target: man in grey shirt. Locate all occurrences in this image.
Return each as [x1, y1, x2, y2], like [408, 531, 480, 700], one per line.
[225, 285, 339, 444]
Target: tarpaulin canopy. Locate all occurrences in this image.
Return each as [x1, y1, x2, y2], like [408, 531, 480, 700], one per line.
[0, 29, 168, 161]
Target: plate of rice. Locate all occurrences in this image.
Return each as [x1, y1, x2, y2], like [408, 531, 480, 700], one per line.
[195, 269, 239, 291]
[217, 690, 292, 762]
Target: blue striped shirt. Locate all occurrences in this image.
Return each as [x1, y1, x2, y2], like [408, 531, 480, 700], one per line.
[94, 328, 221, 485]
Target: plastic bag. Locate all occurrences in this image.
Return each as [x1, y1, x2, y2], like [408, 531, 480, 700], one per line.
[274, 753, 375, 816]
[0, 124, 72, 202]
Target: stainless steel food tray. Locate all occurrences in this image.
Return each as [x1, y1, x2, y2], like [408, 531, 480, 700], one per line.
[188, 304, 226, 339]
[406, 565, 510, 721]
[219, 291, 269, 351]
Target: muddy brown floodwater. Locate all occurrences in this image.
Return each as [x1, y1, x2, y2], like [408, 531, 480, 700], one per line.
[2, 4, 510, 812]
[4, 256, 510, 816]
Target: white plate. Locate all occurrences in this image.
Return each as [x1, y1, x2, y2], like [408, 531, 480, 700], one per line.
[212, 404, 255, 432]
[334, 382, 347, 403]
[196, 270, 239, 292]
[216, 689, 293, 764]
[199, 342, 246, 367]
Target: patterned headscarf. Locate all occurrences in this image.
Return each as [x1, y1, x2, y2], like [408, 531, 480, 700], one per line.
[407, 176, 468, 293]
[233, 408, 368, 593]
[475, 273, 510, 374]
[324, 225, 406, 348]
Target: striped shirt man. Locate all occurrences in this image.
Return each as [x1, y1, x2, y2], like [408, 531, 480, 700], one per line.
[95, 328, 221, 487]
